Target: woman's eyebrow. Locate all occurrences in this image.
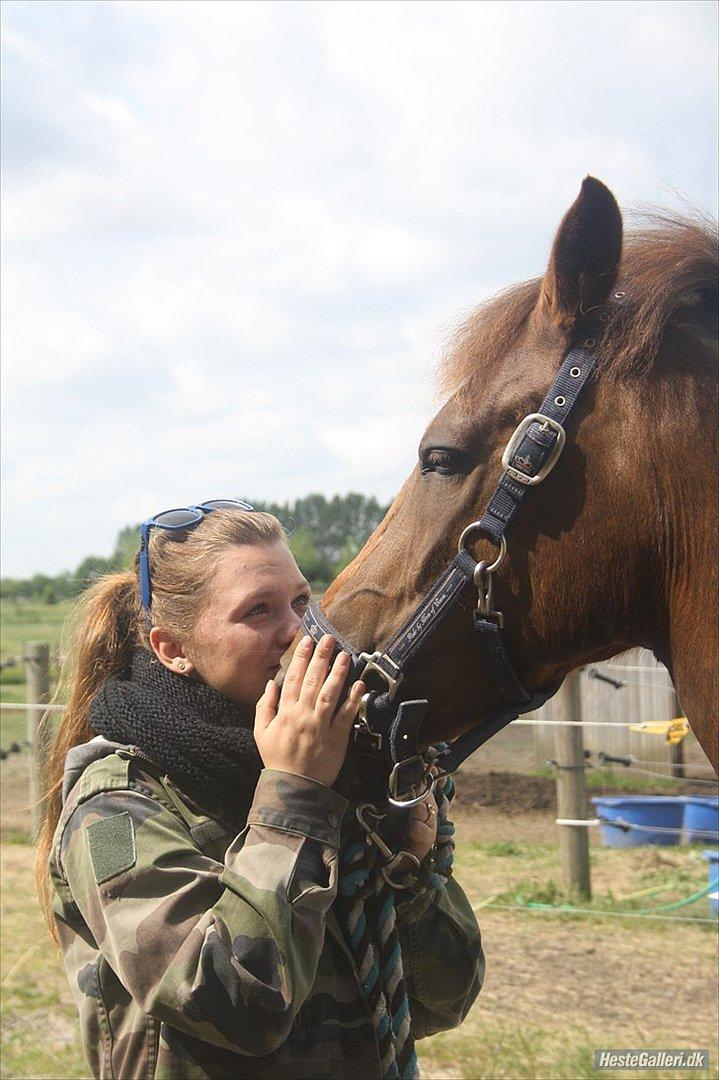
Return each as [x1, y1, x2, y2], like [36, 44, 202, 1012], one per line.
[228, 593, 268, 617]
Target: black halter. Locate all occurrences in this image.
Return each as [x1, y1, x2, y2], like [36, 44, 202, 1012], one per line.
[302, 337, 598, 805]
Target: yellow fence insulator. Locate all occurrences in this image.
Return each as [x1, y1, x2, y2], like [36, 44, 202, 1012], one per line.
[628, 717, 689, 744]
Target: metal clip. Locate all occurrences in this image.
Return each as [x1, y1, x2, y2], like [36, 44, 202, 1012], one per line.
[355, 803, 421, 890]
[380, 851, 421, 889]
[353, 693, 383, 751]
[473, 560, 504, 628]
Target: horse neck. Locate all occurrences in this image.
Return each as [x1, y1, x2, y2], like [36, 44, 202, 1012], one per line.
[646, 364, 718, 768]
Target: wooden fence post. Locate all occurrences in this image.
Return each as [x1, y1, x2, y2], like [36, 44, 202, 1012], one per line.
[553, 670, 591, 899]
[23, 641, 51, 838]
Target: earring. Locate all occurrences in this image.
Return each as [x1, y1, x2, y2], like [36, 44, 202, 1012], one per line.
[177, 661, 187, 672]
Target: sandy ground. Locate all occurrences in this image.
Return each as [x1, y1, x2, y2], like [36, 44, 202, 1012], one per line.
[472, 907, 716, 1043]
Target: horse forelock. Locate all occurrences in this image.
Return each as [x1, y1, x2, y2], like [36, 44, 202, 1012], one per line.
[438, 211, 718, 401]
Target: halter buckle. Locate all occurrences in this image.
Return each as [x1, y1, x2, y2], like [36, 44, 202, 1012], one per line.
[388, 753, 440, 808]
[501, 413, 566, 486]
[357, 651, 403, 700]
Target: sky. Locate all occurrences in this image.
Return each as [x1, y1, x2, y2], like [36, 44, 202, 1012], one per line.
[1, 0, 717, 578]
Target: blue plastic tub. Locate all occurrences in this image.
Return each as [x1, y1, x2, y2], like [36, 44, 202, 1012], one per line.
[591, 796, 684, 847]
[683, 797, 719, 844]
[702, 850, 718, 917]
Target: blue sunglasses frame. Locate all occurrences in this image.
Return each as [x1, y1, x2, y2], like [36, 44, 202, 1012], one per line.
[139, 499, 255, 612]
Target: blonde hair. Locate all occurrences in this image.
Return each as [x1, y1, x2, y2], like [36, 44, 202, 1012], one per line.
[36, 508, 285, 939]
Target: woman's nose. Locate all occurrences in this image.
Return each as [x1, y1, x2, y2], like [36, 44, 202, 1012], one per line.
[278, 612, 302, 651]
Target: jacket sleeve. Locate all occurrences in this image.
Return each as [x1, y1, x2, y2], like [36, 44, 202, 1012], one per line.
[58, 768, 347, 1056]
[396, 875, 485, 1038]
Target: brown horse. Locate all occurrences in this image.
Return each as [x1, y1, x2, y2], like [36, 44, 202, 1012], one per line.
[321, 177, 718, 771]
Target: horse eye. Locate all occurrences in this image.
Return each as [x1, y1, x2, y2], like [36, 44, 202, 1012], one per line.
[421, 448, 461, 475]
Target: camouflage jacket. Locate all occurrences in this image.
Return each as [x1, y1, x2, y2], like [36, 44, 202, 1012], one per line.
[50, 738, 484, 1079]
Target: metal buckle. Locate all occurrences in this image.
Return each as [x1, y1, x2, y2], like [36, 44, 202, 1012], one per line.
[388, 755, 439, 808]
[357, 650, 403, 700]
[501, 413, 566, 486]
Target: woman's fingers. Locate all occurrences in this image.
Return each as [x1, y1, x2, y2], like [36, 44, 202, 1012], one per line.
[408, 795, 438, 832]
[313, 650, 351, 719]
[297, 634, 336, 707]
[406, 794, 439, 857]
[279, 635, 315, 704]
[333, 678, 366, 728]
[255, 678, 279, 730]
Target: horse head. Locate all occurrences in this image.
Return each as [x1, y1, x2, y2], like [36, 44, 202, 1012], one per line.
[321, 177, 718, 769]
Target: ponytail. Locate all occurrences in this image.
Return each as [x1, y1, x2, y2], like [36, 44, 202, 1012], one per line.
[35, 506, 286, 941]
[35, 570, 141, 941]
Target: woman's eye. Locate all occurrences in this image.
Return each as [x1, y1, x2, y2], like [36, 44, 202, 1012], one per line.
[247, 603, 268, 617]
[421, 448, 461, 475]
[293, 594, 311, 610]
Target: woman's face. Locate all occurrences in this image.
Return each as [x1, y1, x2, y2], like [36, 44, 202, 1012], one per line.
[185, 541, 311, 706]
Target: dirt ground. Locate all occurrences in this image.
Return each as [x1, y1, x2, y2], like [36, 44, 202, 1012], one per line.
[460, 907, 716, 1045]
[451, 767, 715, 814]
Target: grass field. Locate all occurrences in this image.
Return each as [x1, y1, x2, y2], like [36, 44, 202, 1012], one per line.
[0, 599, 73, 664]
[1, 600, 70, 751]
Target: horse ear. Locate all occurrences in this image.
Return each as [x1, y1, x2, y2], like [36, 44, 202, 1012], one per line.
[540, 176, 623, 327]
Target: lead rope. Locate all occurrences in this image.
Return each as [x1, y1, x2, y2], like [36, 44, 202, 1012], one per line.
[335, 774, 456, 1080]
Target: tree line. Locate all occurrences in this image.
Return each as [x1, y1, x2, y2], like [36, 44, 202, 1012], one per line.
[1, 493, 391, 603]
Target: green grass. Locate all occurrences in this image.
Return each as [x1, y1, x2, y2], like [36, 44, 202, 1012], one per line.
[0, 599, 73, 657]
[1, 600, 69, 750]
[584, 768, 692, 793]
[481, 839, 525, 857]
[1, 843, 89, 1079]
[1, 684, 26, 703]
[532, 764, 693, 793]
[1, 689, 64, 750]
[1, 684, 28, 751]
[420, 1022, 717, 1080]
[455, 837, 715, 923]
[0, 599, 72, 701]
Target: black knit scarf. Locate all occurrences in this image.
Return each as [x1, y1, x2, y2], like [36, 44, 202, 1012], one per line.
[89, 649, 263, 830]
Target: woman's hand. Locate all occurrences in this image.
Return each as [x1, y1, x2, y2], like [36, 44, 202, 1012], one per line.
[404, 794, 438, 861]
[254, 634, 365, 788]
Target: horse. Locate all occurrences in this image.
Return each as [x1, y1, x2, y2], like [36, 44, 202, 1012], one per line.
[318, 177, 718, 773]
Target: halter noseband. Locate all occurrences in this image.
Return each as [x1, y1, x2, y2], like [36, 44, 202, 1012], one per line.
[302, 336, 599, 806]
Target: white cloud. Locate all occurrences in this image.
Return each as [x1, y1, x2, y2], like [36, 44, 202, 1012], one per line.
[1, 0, 716, 575]
[0, 22, 42, 61]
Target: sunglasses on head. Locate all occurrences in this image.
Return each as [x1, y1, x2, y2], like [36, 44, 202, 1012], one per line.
[139, 499, 255, 612]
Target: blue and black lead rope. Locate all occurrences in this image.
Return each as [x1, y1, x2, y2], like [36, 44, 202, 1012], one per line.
[335, 770, 456, 1080]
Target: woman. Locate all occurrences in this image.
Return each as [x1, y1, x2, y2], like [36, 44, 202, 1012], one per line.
[37, 502, 483, 1080]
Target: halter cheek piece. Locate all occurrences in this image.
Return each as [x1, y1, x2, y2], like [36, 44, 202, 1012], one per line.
[302, 338, 599, 808]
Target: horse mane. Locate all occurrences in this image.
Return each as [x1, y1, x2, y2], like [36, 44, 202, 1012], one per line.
[439, 211, 718, 397]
